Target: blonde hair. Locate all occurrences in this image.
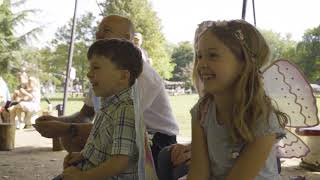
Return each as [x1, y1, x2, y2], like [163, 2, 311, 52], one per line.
[28, 76, 40, 90]
[193, 20, 287, 142]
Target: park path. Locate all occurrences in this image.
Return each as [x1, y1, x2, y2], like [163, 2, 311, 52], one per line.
[0, 128, 320, 180]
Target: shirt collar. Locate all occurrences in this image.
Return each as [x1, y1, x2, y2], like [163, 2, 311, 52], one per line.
[100, 87, 132, 110]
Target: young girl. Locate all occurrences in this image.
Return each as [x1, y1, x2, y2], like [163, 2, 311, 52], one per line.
[188, 20, 287, 180]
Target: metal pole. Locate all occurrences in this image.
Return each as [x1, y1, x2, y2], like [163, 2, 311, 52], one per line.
[252, 0, 257, 26]
[62, 0, 78, 115]
[242, 0, 247, 20]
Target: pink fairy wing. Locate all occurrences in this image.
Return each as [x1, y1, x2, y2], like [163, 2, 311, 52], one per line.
[262, 59, 319, 128]
[276, 128, 310, 158]
[133, 82, 158, 180]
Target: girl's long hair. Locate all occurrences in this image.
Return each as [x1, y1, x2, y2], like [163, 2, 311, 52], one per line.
[193, 20, 288, 143]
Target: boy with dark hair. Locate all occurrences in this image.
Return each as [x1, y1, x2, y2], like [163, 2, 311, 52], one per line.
[58, 39, 143, 180]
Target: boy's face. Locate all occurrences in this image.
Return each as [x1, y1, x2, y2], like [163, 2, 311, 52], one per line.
[87, 55, 129, 97]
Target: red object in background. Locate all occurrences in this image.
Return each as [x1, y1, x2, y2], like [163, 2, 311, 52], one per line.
[296, 125, 320, 136]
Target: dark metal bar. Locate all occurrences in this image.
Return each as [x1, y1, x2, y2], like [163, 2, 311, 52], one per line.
[62, 0, 78, 115]
[242, 0, 247, 20]
[252, 0, 257, 26]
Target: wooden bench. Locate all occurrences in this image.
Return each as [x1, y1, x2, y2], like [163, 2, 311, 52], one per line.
[0, 123, 15, 150]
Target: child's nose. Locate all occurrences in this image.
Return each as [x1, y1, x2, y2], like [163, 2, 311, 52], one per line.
[87, 71, 93, 79]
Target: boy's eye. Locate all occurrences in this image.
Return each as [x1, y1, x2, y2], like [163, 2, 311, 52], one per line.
[103, 29, 112, 33]
[90, 66, 100, 70]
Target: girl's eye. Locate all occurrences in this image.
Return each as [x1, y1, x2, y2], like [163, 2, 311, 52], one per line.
[208, 53, 218, 58]
[197, 54, 202, 59]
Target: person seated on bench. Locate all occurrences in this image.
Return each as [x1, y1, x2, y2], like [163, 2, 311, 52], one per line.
[9, 76, 41, 129]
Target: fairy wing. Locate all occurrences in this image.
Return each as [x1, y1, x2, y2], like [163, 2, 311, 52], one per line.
[262, 59, 319, 128]
[132, 81, 158, 180]
[276, 128, 310, 158]
[262, 59, 319, 158]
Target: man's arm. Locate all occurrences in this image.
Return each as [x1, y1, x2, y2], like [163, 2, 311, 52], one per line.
[34, 104, 95, 153]
[59, 104, 95, 123]
[60, 123, 93, 152]
[35, 104, 95, 123]
[35, 104, 94, 134]
[58, 104, 94, 152]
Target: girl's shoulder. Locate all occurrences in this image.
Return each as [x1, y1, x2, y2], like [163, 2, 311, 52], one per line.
[190, 94, 213, 124]
[253, 111, 285, 139]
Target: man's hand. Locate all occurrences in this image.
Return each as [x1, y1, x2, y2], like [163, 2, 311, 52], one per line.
[62, 166, 87, 180]
[35, 115, 59, 122]
[171, 144, 191, 167]
[34, 120, 70, 138]
[63, 152, 84, 169]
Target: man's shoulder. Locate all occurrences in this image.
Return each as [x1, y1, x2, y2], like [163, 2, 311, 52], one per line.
[142, 61, 161, 78]
[139, 62, 163, 90]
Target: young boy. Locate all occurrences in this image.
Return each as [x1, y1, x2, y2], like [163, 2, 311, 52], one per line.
[58, 38, 143, 180]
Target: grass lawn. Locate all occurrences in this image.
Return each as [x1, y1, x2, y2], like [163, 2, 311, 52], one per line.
[40, 94, 319, 138]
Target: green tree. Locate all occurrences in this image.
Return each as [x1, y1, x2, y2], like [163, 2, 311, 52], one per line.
[170, 41, 194, 83]
[295, 25, 320, 82]
[100, 0, 175, 79]
[52, 12, 96, 46]
[0, 0, 41, 89]
[180, 62, 194, 89]
[45, 12, 97, 88]
[260, 29, 297, 61]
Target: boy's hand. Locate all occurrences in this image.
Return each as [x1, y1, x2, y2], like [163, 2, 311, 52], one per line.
[62, 166, 87, 180]
[64, 152, 84, 169]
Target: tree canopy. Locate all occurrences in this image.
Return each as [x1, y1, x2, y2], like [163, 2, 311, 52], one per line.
[0, 0, 41, 89]
[295, 25, 320, 82]
[170, 41, 194, 88]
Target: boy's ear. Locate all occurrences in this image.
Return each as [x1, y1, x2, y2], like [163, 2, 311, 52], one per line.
[125, 33, 131, 41]
[120, 70, 130, 83]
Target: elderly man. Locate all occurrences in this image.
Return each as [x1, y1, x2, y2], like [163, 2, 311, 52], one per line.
[34, 15, 179, 167]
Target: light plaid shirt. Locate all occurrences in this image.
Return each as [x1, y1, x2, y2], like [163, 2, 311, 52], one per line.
[80, 88, 138, 180]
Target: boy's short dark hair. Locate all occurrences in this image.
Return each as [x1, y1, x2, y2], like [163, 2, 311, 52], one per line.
[87, 39, 143, 86]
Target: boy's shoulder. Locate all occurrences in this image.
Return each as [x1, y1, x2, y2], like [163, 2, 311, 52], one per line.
[102, 97, 134, 118]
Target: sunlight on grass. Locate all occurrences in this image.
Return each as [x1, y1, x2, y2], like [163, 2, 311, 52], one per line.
[169, 94, 198, 138]
[40, 94, 199, 138]
[40, 95, 319, 139]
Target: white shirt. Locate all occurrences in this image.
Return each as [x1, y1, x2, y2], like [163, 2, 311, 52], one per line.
[84, 61, 179, 136]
